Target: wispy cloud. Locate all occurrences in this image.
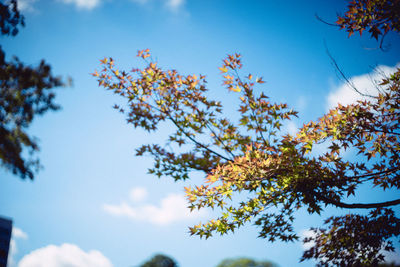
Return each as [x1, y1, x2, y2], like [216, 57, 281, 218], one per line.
[7, 227, 28, 267]
[18, 243, 113, 267]
[57, 0, 186, 12]
[59, 0, 101, 10]
[326, 64, 399, 111]
[130, 0, 150, 4]
[165, 0, 185, 10]
[129, 186, 148, 202]
[17, 0, 38, 12]
[295, 95, 307, 112]
[12, 227, 28, 240]
[285, 121, 298, 137]
[383, 249, 400, 265]
[130, 0, 185, 11]
[299, 229, 316, 250]
[103, 187, 206, 225]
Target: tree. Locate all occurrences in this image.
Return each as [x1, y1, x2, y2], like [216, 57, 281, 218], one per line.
[0, 0, 67, 179]
[140, 254, 178, 267]
[336, 0, 400, 47]
[216, 257, 276, 267]
[94, 2, 400, 266]
[0, 0, 24, 37]
[379, 263, 400, 267]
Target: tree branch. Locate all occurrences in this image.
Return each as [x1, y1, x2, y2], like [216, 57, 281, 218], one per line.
[324, 42, 375, 98]
[205, 122, 237, 159]
[315, 13, 340, 27]
[168, 115, 233, 163]
[319, 194, 400, 209]
[346, 167, 400, 180]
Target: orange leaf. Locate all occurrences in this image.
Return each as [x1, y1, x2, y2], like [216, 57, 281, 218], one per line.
[230, 85, 241, 92]
[219, 67, 228, 73]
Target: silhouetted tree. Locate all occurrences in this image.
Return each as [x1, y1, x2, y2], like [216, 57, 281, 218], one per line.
[0, 0, 67, 179]
[216, 257, 277, 267]
[140, 254, 178, 267]
[0, 0, 24, 36]
[378, 262, 400, 267]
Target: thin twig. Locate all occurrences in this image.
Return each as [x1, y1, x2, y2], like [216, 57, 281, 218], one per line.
[168, 115, 233, 162]
[315, 13, 340, 27]
[324, 41, 375, 98]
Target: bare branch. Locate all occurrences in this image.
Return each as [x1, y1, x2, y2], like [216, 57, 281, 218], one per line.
[315, 13, 340, 27]
[324, 42, 375, 98]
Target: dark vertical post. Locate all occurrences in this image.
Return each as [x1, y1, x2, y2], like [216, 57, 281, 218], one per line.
[0, 217, 12, 267]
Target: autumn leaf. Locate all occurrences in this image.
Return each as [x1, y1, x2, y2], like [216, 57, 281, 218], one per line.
[219, 67, 228, 73]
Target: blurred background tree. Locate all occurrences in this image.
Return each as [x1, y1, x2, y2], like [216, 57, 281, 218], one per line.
[216, 257, 277, 267]
[140, 254, 178, 267]
[0, 0, 68, 179]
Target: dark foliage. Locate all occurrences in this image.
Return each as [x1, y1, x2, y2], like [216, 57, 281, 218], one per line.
[0, 0, 66, 179]
[337, 0, 400, 47]
[140, 254, 178, 267]
[216, 257, 277, 267]
[0, 0, 24, 36]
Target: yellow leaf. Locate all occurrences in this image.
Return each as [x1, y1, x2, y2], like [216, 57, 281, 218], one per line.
[230, 85, 241, 92]
[219, 67, 228, 73]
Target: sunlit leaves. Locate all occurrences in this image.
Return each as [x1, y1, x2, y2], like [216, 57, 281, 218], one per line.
[96, 46, 400, 266]
[295, 66, 400, 265]
[298, 68, 400, 193]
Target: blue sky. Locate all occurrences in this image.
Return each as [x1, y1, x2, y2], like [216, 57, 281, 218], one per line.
[1, 0, 400, 266]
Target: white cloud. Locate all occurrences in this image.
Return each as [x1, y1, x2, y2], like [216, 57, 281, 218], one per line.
[299, 229, 316, 250]
[165, 0, 185, 10]
[326, 64, 399, 111]
[129, 0, 186, 12]
[8, 239, 17, 267]
[17, 0, 38, 12]
[383, 249, 400, 264]
[286, 121, 298, 137]
[18, 243, 113, 267]
[7, 227, 28, 267]
[129, 187, 148, 202]
[59, 0, 101, 10]
[12, 227, 28, 240]
[103, 189, 206, 225]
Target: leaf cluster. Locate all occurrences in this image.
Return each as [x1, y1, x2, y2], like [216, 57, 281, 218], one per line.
[337, 0, 400, 45]
[216, 257, 277, 267]
[96, 49, 400, 265]
[0, 0, 24, 36]
[0, 0, 67, 179]
[140, 254, 178, 267]
[95, 2, 400, 265]
[301, 209, 400, 266]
